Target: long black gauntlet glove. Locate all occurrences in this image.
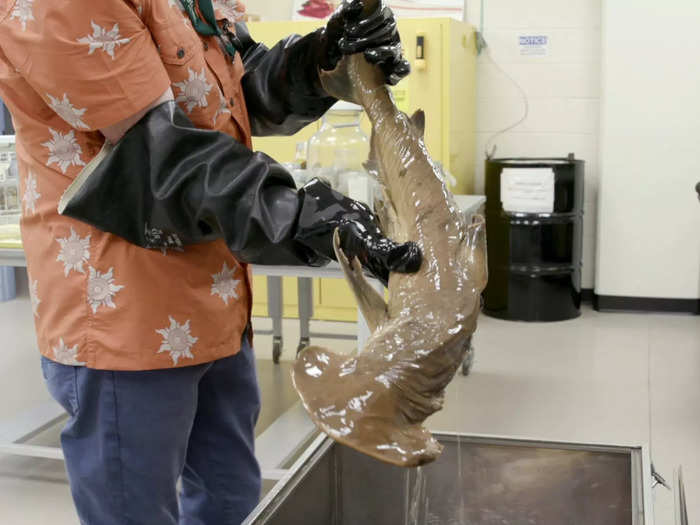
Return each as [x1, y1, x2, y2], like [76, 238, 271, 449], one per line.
[297, 179, 421, 285]
[59, 102, 421, 284]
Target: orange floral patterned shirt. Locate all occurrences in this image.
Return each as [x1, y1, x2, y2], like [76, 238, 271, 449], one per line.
[0, 0, 258, 370]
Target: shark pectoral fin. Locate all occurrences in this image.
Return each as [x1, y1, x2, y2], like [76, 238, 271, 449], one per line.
[366, 130, 399, 238]
[373, 197, 392, 237]
[333, 229, 388, 332]
[378, 183, 404, 241]
[463, 214, 488, 292]
[409, 109, 426, 138]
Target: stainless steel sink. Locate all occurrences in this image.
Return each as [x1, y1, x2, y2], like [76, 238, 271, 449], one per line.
[245, 432, 653, 524]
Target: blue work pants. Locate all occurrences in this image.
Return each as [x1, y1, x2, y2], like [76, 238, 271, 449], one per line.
[41, 338, 261, 525]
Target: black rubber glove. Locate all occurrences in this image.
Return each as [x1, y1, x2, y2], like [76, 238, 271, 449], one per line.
[319, 0, 410, 86]
[59, 102, 421, 285]
[235, 24, 338, 136]
[297, 178, 421, 285]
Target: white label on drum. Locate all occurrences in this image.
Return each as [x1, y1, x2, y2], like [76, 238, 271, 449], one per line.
[501, 167, 555, 213]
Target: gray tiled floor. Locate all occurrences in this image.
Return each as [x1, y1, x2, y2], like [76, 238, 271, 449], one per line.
[0, 296, 697, 524]
[254, 359, 298, 436]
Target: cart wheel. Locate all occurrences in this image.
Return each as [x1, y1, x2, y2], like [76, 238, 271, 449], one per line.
[272, 336, 283, 364]
[297, 337, 310, 356]
[461, 345, 475, 376]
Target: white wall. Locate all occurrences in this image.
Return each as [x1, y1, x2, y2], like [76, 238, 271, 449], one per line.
[596, 2, 700, 299]
[468, 0, 602, 289]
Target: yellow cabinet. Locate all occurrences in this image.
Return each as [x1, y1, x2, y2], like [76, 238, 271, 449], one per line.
[251, 275, 306, 318]
[247, 18, 476, 321]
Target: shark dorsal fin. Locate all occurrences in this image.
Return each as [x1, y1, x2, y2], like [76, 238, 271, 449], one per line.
[410, 110, 426, 138]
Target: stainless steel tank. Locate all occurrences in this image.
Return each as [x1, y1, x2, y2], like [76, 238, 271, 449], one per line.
[245, 432, 654, 524]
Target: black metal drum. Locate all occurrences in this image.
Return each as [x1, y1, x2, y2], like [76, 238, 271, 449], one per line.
[483, 156, 584, 321]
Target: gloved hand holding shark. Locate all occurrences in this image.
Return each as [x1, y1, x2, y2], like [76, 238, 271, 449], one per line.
[58, 0, 486, 468]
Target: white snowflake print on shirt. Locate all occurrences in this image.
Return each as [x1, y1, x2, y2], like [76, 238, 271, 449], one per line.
[213, 0, 245, 22]
[10, 0, 34, 31]
[213, 92, 232, 125]
[211, 262, 240, 305]
[22, 171, 40, 216]
[174, 68, 213, 113]
[56, 228, 91, 276]
[29, 278, 40, 318]
[52, 338, 86, 366]
[77, 21, 130, 60]
[42, 128, 85, 174]
[156, 317, 198, 365]
[47, 94, 88, 129]
[87, 267, 125, 314]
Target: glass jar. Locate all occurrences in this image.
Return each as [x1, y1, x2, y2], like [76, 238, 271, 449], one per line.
[306, 101, 371, 200]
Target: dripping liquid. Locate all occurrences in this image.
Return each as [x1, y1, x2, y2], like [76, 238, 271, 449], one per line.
[403, 373, 467, 524]
[405, 465, 428, 524]
[455, 374, 466, 524]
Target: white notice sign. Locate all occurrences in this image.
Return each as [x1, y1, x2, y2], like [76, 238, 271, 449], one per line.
[501, 167, 555, 213]
[519, 35, 549, 56]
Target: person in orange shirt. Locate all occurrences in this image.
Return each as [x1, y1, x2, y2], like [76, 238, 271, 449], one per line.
[0, 0, 420, 523]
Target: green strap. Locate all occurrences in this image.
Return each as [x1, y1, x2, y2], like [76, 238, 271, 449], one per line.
[178, 0, 238, 58]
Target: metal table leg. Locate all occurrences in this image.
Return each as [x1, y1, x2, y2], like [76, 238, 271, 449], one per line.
[297, 277, 313, 355]
[461, 334, 475, 376]
[267, 276, 283, 363]
[461, 343, 475, 376]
